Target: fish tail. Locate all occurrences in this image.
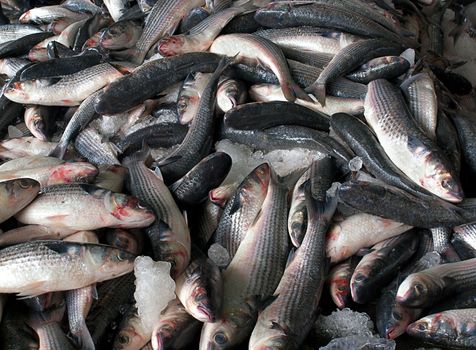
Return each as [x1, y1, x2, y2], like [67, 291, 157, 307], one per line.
[75, 320, 95, 350]
[27, 303, 65, 331]
[281, 80, 310, 103]
[306, 81, 326, 106]
[48, 140, 67, 159]
[122, 143, 153, 167]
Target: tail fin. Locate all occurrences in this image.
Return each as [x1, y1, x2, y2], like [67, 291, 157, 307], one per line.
[26, 302, 65, 331]
[49, 140, 67, 159]
[282, 81, 312, 103]
[74, 320, 95, 350]
[306, 81, 326, 106]
[122, 143, 153, 168]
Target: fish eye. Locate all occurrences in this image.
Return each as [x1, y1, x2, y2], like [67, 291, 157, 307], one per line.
[417, 323, 428, 331]
[214, 332, 227, 345]
[414, 283, 425, 296]
[441, 179, 451, 189]
[18, 179, 32, 189]
[392, 311, 402, 321]
[118, 334, 129, 344]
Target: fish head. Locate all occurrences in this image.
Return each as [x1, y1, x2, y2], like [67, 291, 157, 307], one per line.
[199, 308, 255, 350]
[48, 162, 98, 185]
[395, 273, 442, 307]
[406, 313, 459, 341]
[250, 318, 293, 350]
[217, 80, 245, 113]
[423, 156, 463, 202]
[152, 321, 178, 350]
[157, 36, 186, 57]
[100, 25, 128, 50]
[84, 245, 135, 279]
[105, 192, 155, 228]
[330, 275, 350, 309]
[5, 178, 40, 204]
[25, 109, 47, 141]
[106, 228, 140, 254]
[185, 260, 223, 322]
[177, 84, 199, 125]
[19, 11, 32, 23]
[114, 319, 148, 350]
[383, 304, 415, 339]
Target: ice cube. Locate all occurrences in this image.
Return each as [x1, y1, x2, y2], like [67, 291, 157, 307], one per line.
[314, 308, 374, 341]
[215, 139, 323, 185]
[319, 335, 396, 350]
[134, 256, 176, 332]
[208, 243, 230, 268]
[349, 157, 363, 172]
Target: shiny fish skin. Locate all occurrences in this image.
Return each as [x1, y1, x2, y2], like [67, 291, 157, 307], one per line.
[210, 33, 310, 102]
[94, 52, 221, 115]
[127, 0, 205, 64]
[326, 212, 412, 264]
[288, 166, 310, 247]
[216, 77, 247, 113]
[0, 240, 135, 297]
[397, 257, 476, 308]
[400, 72, 438, 140]
[0, 225, 77, 246]
[213, 163, 270, 259]
[5, 63, 122, 106]
[407, 309, 476, 348]
[350, 232, 419, 304]
[364, 79, 463, 202]
[124, 151, 191, 277]
[328, 258, 357, 309]
[346, 55, 410, 84]
[15, 184, 155, 230]
[176, 72, 212, 125]
[66, 284, 95, 350]
[75, 126, 121, 166]
[307, 38, 401, 105]
[200, 167, 289, 350]
[249, 157, 338, 349]
[453, 223, 476, 259]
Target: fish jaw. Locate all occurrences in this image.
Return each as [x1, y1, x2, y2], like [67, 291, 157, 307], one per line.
[157, 35, 186, 57]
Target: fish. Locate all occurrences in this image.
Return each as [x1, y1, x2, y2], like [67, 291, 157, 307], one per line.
[328, 257, 359, 309]
[210, 33, 310, 102]
[213, 163, 270, 259]
[113, 306, 150, 350]
[397, 257, 476, 308]
[407, 309, 476, 348]
[175, 247, 223, 322]
[127, 0, 205, 63]
[99, 19, 142, 50]
[453, 222, 476, 259]
[306, 38, 401, 105]
[4, 63, 123, 106]
[400, 72, 438, 140]
[0, 161, 97, 187]
[94, 52, 222, 115]
[169, 152, 232, 205]
[0, 225, 76, 246]
[0, 240, 135, 297]
[350, 232, 419, 304]
[249, 156, 338, 349]
[157, 7, 242, 56]
[66, 284, 96, 350]
[123, 149, 191, 277]
[0, 178, 40, 224]
[151, 299, 201, 350]
[288, 166, 310, 247]
[346, 55, 410, 84]
[364, 79, 462, 202]
[326, 212, 412, 264]
[216, 77, 247, 113]
[0, 137, 59, 159]
[176, 72, 212, 125]
[15, 184, 155, 230]
[26, 302, 75, 350]
[200, 167, 289, 349]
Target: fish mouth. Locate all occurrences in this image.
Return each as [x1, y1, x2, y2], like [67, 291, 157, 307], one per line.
[386, 325, 402, 339]
[443, 190, 464, 203]
[197, 304, 215, 322]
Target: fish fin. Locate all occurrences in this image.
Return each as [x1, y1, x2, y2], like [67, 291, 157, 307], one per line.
[122, 143, 153, 167]
[306, 81, 326, 106]
[92, 285, 98, 300]
[17, 281, 51, 299]
[285, 247, 296, 268]
[156, 155, 182, 167]
[182, 209, 188, 226]
[48, 141, 67, 160]
[356, 248, 374, 256]
[7, 125, 23, 138]
[304, 182, 338, 223]
[280, 81, 308, 103]
[153, 166, 164, 181]
[270, 321, 289, 336]
[259, 295, 278, 311]
[228, 192, 242, 215]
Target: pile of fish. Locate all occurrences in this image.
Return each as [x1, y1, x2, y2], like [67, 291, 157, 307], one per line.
[1, 0, 476, 349]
